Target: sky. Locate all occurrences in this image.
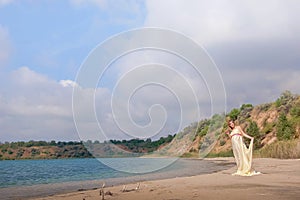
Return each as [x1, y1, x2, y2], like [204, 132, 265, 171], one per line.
[0, 0, 299, 142]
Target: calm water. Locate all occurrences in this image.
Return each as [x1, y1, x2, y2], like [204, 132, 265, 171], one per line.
[0, 158, 128, 188]
[0, 158, 234, 199]
[1, 158, 179, 188]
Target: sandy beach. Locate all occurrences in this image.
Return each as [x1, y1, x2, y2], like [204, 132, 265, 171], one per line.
[30, 158, 300, 200]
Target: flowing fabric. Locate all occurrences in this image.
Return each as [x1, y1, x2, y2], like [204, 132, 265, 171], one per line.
[230, 129, 261, 176]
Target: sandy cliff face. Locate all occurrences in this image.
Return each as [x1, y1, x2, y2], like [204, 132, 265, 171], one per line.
[191, 93, 300, 157]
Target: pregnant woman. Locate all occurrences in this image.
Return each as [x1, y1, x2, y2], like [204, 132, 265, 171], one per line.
[227, 120, 261, 176]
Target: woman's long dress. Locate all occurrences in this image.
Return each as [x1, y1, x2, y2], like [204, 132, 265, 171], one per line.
[230, 128, 261, 176]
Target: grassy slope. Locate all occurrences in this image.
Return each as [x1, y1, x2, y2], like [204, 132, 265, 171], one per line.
[185, 91, 300, 158]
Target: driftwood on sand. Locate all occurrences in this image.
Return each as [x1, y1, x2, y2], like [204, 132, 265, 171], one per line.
[99, 182, 106, 200]
[121, 182, 140, 192]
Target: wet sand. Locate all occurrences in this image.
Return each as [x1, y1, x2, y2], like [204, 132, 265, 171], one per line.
[30, 158, 300, 200]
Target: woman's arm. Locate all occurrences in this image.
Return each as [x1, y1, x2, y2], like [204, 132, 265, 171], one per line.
[237, 126, 254, 140]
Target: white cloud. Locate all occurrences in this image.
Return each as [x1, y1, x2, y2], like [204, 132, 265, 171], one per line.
[221, 67, 300, 109]
[68, 0, 300, 141]
[1, 65, 205, 142]
[87, 45, 225, 140]
[60, 79, 78, 88]
[144, 0, 300, 111]
[145, 0, 299, 45]
[0, 67, 113, 142]
[11, 66, 54, 86]
[0, 25, 12, 65]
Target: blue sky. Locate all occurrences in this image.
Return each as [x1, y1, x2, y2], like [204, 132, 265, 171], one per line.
[0, 0, 299, 142]
[0, 0, 146, 80]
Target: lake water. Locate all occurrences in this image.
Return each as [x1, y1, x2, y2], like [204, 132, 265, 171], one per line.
[0, 158, 125, 188]
[0, 158, 234, 199]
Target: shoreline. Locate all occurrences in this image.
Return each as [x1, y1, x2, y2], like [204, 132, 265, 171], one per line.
[0, 158, 235, 200]
[30, 157, 300, 200]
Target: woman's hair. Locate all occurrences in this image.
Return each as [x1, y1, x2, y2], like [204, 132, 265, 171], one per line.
[227, 119, 235, 124]
[227, 119, 235, 129]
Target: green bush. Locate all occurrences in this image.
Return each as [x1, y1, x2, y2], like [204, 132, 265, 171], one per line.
[276, 113, 295, 140]
[276, 91, 294, 106]
[246, 121, 261, 149]
[262, 122, 275, 134]
[210, 114, 224, 131]
[240, 104, 253, 111]
[198, 125, 209, 137]
[219, 139, 226, 146]
[16, 149, 24, 158]
[228, 108, 240, 121]
[260, 103, 272, 111]
[291, 106, 300, 117]
[31, 148, 40, 156]
[1, 148, 7, 153]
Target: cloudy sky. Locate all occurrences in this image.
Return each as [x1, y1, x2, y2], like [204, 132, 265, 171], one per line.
[0, 0, 299, 142]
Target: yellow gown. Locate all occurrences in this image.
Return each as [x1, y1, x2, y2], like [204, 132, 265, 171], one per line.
[230, 128, 261, 176]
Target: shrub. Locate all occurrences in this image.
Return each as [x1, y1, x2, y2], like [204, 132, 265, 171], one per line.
[246, 121, 261, 149]
[210, 114, 224, 131]
[240, 104, 253, 111]
[262, 122, 275, 134]
[1, 148, 7, 153]
[260, 103, 272, 111]
[31, 148, 40, 156]
[291, 106, 300, 117]
[16, 149, 24, 158]
[219, 139, 226, 146]
[228, 108, 240, 121]
[198, 125, 209, 137]
[276, 91, 294, 106]
[276, 113, 295, 140]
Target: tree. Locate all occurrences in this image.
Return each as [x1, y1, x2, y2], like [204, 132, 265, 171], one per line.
[228, 108, 240, 121]
[25, 140, 35, 147]
[145, 138, 152, 143]
[276, 113, 294, 140]
[291, 106, 300, 118]
[49, 140, 56, 146]
[246, 121, 261, 149]
[240, 104, 253, 111]
[275, 90, 294, 108]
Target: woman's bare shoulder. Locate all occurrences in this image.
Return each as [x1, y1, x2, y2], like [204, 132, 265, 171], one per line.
[236, 126, 246, 134]
[235, 126, 243, 132]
